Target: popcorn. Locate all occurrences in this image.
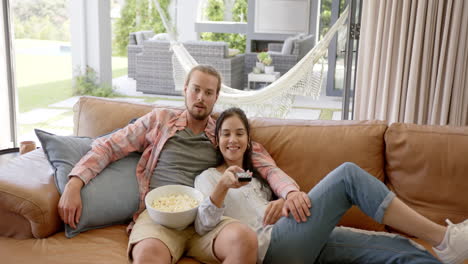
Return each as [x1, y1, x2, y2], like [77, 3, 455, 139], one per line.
[151, 194, 199, 212]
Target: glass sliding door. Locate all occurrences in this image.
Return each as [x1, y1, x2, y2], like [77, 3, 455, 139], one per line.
[0, 0, 17, 149]
[325, 0, 347, 97]
[320, 0, 360, 120]
[341, 0, 362, 120]
[11, 0, 73, 144]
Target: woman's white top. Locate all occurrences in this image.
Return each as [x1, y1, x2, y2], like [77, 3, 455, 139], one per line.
[194, 168, 274, 263]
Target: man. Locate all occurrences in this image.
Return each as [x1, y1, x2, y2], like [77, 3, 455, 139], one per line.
[58, 65, 310, 264]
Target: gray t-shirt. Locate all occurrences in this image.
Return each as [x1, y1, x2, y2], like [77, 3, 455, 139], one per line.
[150, 128, 217, 189]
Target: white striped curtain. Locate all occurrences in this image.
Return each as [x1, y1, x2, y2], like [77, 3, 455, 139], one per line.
[354, 0, 468, 126]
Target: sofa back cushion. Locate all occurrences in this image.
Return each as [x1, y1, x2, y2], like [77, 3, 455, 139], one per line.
[385, 123, 468, 225]
[185, 41, 228, 58]
[74, 97, 155, 137]
[134, 30, 154, 45]
[249, 118, 388, 231]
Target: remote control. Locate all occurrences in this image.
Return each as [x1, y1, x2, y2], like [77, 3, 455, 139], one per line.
[236, 172, 252, 182]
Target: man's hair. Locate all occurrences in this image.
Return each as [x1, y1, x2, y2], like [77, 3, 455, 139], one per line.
[184, 65, 222, 94]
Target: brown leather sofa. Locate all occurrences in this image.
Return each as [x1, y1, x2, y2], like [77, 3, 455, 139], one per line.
[1, 96, 467, 263]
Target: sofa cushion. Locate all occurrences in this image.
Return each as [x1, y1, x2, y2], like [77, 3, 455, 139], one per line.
[150, 33, 170, 41]
[385, 123, 468, 225]
[0, 225, 203, 264]
[249, 118, 388, 232]
[73, 96, 155, 137]
[135, 30, 154, 45]
[35, 129, 140, 238]
[281, 35, 302, 55]
[296, 34, 315, 59]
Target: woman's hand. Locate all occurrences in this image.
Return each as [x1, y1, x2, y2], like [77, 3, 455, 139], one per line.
[263, 198, 285, 226]
[210, 166, 251, 208]
[219, 165, 251, 190]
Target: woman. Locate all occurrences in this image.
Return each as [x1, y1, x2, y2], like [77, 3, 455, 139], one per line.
[194, 107, 468, 264]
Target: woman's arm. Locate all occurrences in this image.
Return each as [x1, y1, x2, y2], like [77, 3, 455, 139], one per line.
[194, 170, 228, 236]
[194, 166, 248, 235]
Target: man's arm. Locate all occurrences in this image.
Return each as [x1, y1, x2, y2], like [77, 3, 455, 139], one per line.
[58, 177, 84, 229]
[59, 109, 159, 228]
[69, 110, 157, 184]
[251, 141, 299, 198]
[251, 141, 311, 222]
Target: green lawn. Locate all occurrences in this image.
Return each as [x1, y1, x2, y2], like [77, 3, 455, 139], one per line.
[15, 39, 128, 113]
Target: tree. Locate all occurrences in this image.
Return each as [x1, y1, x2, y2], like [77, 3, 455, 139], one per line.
[200, 0, 247, 53]
[319, 0, 346, 39]
[319, 0, 332, 39]
[12, 0, 70, 41]
[113, 0, 170, 56]
[233, 0, 247, 22]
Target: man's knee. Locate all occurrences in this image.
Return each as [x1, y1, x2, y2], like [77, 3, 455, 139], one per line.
[132, 238, 171, 264]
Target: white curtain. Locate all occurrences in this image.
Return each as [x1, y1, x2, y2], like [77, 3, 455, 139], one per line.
[355, 0, 468, 126]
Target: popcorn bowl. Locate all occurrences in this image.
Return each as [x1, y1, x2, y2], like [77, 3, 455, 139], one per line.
[145, 185, 204, 230]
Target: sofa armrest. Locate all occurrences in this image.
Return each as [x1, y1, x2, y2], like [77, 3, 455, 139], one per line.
[0, 149, 62, 238]
[127, 44, 144, 79]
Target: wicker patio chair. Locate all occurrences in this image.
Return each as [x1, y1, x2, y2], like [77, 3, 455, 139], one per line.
[134, 39, 245, 95]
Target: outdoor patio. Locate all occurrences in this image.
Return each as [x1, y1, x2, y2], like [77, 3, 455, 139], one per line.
[17, 74, 344, 145]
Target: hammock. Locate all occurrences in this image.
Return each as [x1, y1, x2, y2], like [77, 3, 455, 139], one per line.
[153, 0, 349, 118]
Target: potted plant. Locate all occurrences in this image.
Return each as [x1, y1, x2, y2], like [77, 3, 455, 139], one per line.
[256, 52, 269, 72]
[257, 52, 274, 74]
[263, 56, 274, 74]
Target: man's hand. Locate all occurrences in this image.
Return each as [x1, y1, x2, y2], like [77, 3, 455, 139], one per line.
[263, 198, 285, 226]
[282, 191, 311, 223]
[58, 177, 84, 229]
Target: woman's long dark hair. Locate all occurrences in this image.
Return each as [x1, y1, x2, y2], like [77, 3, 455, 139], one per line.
[214, 107, 271, 192]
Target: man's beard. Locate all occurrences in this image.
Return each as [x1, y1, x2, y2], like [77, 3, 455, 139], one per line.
[186, 101, 211, 120]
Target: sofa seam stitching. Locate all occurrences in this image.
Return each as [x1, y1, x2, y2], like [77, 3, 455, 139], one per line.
[0, 189, 47, 225]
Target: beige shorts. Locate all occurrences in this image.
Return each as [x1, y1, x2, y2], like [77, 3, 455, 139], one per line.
[127, 210, 237, 264]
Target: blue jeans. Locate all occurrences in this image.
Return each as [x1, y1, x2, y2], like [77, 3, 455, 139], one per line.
[263, 162, 440, 264]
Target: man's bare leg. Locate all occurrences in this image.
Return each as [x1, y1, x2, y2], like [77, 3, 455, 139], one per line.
[132, 238, 172, 264]
[213, 222, 257, 264]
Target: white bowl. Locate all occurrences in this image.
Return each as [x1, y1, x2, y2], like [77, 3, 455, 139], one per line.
[145, 185, 205, 230]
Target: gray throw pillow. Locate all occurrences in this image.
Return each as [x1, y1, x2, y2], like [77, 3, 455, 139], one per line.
[35, 129, 140, 238]
[281, 36, 296, 55]
[281, 34, 306, 55]
[296, 34, 315, 60]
